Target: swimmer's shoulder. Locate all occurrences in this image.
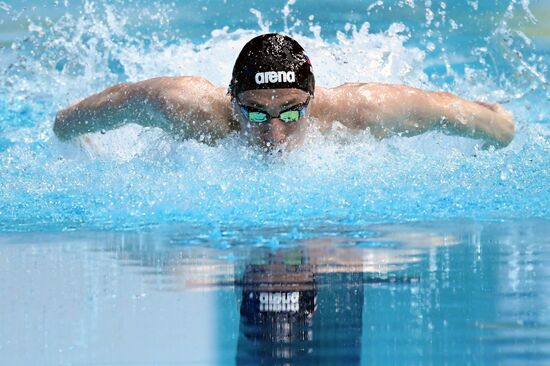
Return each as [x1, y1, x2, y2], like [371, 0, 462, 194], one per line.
[309, 83, 390, 130]
[134, 76, 237, 139]
[133, 76, 222, 96]
[310, 83, 380, 114]
[313, 82, 416, 109]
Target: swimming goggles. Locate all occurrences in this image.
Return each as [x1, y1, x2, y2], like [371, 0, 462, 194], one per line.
[238, 96, 310, 123]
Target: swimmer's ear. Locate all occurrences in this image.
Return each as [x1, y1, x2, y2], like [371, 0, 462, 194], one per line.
[227, 79, 237, 97]
[230, 98, 240, 117]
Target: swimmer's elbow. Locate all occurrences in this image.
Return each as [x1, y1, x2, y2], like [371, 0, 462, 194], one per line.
[497, 119, 515, 148]
[483, 120, 514, 149]
[494, 110, 515, 148]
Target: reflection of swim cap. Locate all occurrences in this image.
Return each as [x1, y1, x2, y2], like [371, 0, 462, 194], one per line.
[229, 33, 315, 97]
[239, 263, 317, 322]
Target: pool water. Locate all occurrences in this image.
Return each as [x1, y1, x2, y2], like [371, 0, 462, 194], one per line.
[0, 0, 549, 231]
[0, 0, 549, 364]
[1, 220, 549, 365]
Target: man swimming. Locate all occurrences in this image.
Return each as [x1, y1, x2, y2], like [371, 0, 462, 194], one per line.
[54, 33, 515, 150]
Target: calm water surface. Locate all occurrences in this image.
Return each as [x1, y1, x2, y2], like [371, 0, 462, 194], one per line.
[1, 220, 549, 365]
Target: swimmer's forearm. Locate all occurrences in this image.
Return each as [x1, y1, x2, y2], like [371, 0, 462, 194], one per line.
[426, 92, 515, 147]
[54, 83, 140, 140]
[53, 81, 169, 140]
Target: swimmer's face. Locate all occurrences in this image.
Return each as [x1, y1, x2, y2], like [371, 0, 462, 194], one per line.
[233, 88, 310, 150]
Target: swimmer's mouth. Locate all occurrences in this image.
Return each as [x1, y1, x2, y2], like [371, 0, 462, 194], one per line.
[263, 139, 287, 152]
[261, 134, 288, 147]
[256, 139, 285, 155]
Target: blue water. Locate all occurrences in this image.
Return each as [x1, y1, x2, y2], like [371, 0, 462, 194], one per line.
[1, 220, 549, 365]
[0, 0, 549, 365]
[0, 0, 549, 232]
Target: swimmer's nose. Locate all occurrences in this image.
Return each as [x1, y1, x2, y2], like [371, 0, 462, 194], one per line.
[268, 118, 288, 144]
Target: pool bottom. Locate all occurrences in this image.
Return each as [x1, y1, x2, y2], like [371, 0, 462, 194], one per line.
[0, 219, 549, 365]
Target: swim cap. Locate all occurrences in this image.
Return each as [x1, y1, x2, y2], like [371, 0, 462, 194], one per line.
[229, 33, 315, 97]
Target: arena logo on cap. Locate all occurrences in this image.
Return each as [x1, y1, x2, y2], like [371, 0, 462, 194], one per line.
[255, 71, 296, 85]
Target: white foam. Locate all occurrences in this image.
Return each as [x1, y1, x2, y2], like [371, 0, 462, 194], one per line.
[0, 1, 548, 231]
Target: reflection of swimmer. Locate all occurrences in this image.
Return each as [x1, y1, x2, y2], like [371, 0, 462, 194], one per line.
[238, 262, 316, 350]
[54, 33, 515, 151]
[236, 251, 364, 365]
[103, 224, 455, 291]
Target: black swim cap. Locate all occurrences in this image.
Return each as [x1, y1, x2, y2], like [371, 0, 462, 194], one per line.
[229, 33, 315, 98]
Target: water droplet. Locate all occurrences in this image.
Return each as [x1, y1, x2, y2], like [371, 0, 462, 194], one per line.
[449, 19, 458, 30]
[500, 169, 509, 181]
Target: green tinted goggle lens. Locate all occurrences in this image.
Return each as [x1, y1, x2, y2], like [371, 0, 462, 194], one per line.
[239, 99, 308, 124]
[280, 110, 300, 122]
[248, 111, 268, 122]
[246, 110, 301, 123]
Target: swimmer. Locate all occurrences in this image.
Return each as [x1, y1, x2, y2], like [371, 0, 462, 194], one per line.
[54, 33, 515, 150]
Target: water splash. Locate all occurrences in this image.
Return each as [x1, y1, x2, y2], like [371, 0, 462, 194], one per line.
[0, 1, 548, 232]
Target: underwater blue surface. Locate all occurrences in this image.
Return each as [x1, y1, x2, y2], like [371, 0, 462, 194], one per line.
[0, 0, 549, 365]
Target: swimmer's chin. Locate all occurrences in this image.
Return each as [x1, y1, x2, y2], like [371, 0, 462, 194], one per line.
[242, 136, 294, 154]
[258, 141, 286, 156]
[261, 138, 303, 155]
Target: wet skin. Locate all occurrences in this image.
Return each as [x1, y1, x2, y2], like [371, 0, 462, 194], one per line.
[54, 76, 516, 149]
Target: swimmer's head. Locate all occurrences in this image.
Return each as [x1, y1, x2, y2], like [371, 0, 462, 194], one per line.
[229, 33, 315, 149]
[229, 33, 315, 98]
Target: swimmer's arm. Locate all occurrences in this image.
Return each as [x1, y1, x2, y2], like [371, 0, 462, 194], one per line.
[314, 84, 515, 148]
[412, 87, 515, 147]
[54, 82, 147, 140]
[54, 77, 233, 141]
